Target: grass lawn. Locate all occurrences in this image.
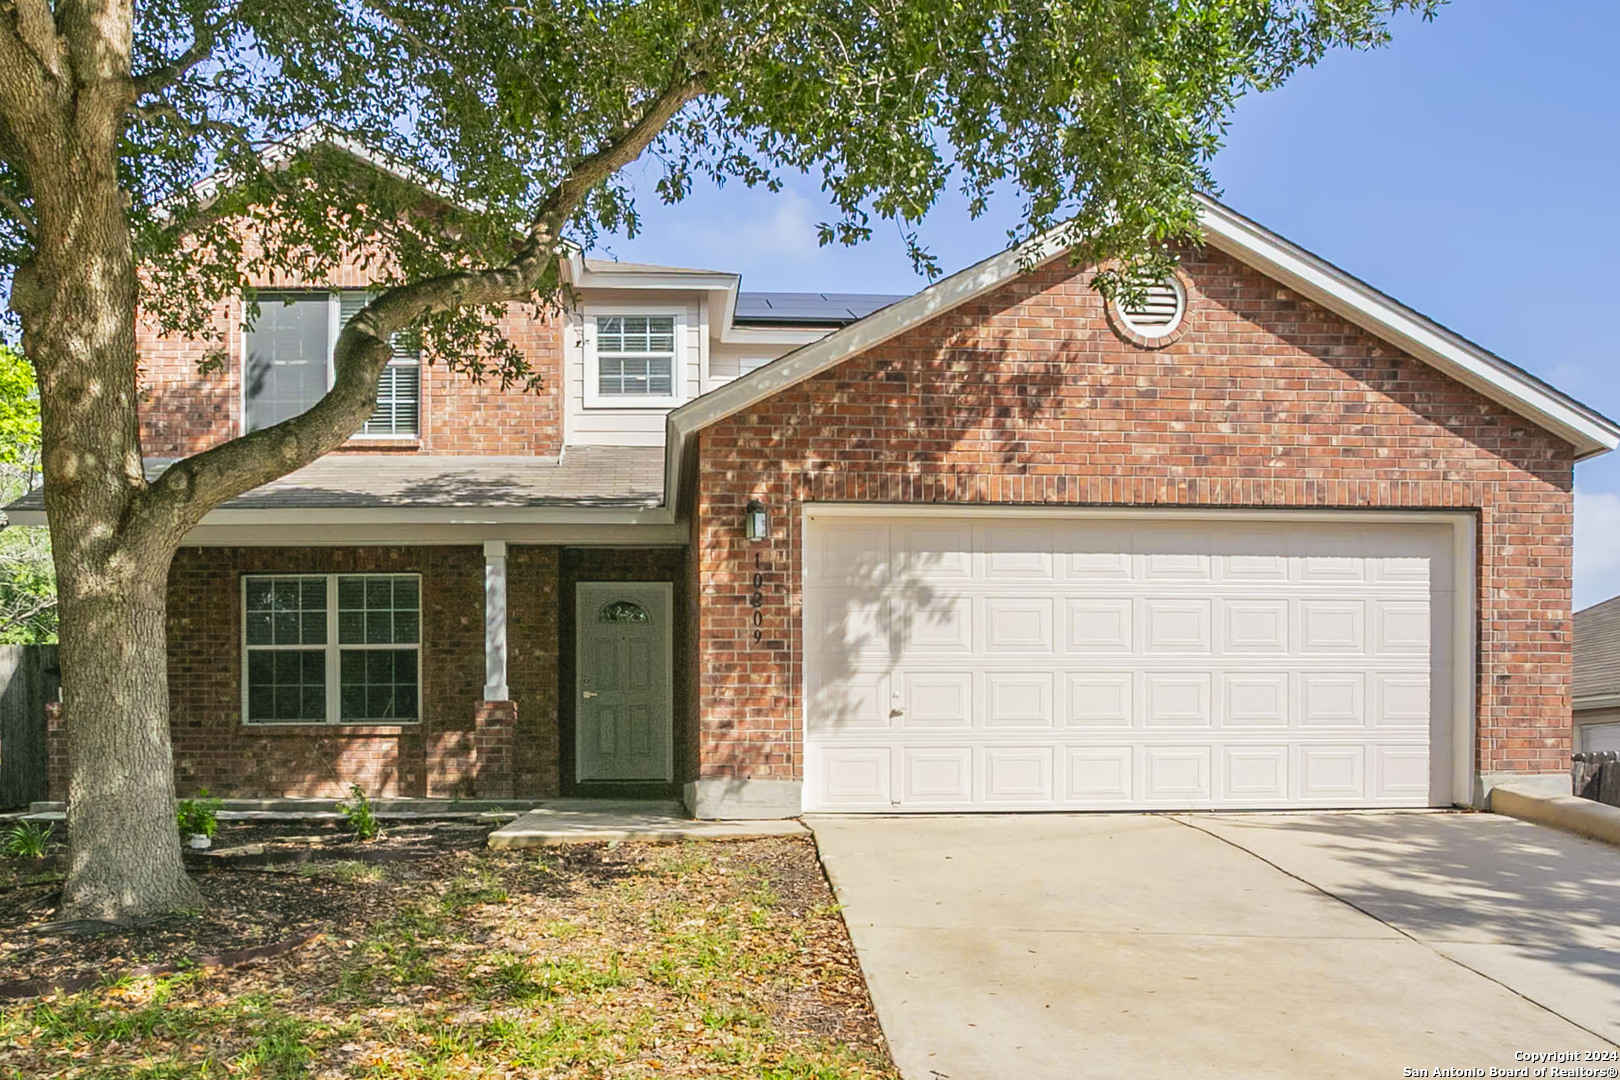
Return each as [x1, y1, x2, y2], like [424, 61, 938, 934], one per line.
[0, 833, 897, 1079]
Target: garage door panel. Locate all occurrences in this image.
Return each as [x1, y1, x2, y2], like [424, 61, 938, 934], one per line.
[1064, 598, 1134, 652]
[807, 670, 892, 732]
[1145, 599, 1213, 652]
[1221, 600, 1291, 653]
[1144, 746, 1212, 801]
[1300, 673, 1367, 727]
[805, 588, 890, 662]
[1066, 673, 1134, 727]
[804, 513, 1453, 812]
[1300, 746, 1368, 800]
[1222, 673, 1291, 728]
[1376, 601, 1431, 653]
[983, 747, 1056, 803]
[979, 524, 1055, 578]
[1221, 746, 1291, 801]
[985, 672, 1056, 728]
[1064, 746, 1135, 802]
[900, 671, 973, 729]
[901, 747, 974, 803]
[1374, 746, 1431, 800]
[813, 746, 892, 807]
[895, 524, 973, 580]
[1300, 600, 1367, 653]
[983, 597, 1055, 654]
[1145, 672, 1213, 727]
[1374, 673, 1431, 728]
[899, 594, 973, 654]
[812, 522, 891, 583]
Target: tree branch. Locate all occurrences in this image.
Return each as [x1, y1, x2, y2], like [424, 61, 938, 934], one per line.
[9, 0, 64, 81]
[131, 7, 231, 98]
[134, 71, 707, 539]
[0, 185, 33, 237]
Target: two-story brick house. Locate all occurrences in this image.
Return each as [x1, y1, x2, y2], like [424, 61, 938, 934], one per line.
[12, 171, 1618, 816]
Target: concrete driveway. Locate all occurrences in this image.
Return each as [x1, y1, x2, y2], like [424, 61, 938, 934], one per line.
[810, 812, 1620, 1080]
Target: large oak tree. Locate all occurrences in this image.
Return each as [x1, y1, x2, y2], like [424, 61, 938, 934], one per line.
[0, 0, 1437, 919]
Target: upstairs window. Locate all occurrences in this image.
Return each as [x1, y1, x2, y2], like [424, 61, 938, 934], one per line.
[244, 291, 421, 437]
[587, 312, 682, 406]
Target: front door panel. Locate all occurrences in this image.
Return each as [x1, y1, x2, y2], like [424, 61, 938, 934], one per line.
[576, 582, 673, 781]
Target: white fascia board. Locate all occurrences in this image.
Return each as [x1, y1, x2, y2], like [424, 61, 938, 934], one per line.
[717, 325, 828, 348]
[1194, 196, 1620, 459]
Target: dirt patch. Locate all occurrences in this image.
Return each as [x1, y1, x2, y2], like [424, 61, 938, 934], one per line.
[0, 828, 896, 1078]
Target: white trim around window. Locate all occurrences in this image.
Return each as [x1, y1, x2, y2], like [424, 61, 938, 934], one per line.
[240, 572, 423, 725]
[582, 305, 689, 409]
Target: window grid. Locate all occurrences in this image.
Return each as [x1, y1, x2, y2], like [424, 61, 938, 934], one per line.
[595, 314, 677, 397]
[242, 573, 422, 725]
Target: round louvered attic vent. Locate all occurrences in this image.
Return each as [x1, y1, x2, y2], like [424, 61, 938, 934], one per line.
[1116, 276, 1186, 339]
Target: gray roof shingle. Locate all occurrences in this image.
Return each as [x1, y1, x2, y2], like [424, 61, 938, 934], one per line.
[1575, 594, 1620, 699]
[5, 446, 664, 514]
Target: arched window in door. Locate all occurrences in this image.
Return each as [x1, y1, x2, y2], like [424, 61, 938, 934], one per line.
[598, 599, 650, 624]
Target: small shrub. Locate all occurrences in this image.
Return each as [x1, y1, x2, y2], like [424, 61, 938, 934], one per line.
[3, 820, 53, 858]
[175, 789, 222, 839]
[337, 784, 381, 840]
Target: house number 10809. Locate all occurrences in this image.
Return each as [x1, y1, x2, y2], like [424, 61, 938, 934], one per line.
[751, 552, 769, 645]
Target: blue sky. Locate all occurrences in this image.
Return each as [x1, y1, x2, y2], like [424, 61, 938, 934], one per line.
[594, 1, 1620, 609]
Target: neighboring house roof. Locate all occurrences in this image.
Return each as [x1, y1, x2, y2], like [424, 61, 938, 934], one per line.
[661, 194, 1620, 509]
[1576, 595, 1620, 705]
[734, 293, 904, 327]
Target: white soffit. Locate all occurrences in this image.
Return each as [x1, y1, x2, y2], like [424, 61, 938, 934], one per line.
[666, 197, 1620, 509]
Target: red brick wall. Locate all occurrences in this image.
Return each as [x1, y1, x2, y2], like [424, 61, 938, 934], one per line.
[163, 544, 560, 798]
[693, 247, 1575, 785]
[137, 246, 562, 459]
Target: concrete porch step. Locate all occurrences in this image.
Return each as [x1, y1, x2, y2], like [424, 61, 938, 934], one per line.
[487, 799, 808, 848]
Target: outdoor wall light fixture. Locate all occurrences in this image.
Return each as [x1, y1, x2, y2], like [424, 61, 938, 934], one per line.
[744, 499, 768, 542]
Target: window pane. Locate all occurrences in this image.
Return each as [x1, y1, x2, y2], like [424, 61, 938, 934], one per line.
[245, 647, 326, 722]
[244, 575, 327, 645]
[595, 315, 676, 397]
[337, 574, 421, 645]
[340, 647, 419, 721]
[245, 296, 329, 432]
[245, 611, 273, 646]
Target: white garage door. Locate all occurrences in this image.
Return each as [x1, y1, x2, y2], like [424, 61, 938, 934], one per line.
[804, 513, 1457, 812]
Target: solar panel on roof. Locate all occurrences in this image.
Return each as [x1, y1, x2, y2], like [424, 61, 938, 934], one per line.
[734, 292, 904, 325]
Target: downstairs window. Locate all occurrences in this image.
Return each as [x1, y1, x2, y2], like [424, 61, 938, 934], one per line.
[242, 573, 421, 724]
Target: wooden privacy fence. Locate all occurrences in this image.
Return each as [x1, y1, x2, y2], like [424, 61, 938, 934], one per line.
[0, 644, 59, 807]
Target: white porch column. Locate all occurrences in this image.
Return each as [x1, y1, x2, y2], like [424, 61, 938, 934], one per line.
[483, 540, 510, 701]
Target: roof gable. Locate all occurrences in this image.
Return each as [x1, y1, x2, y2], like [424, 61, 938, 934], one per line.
[665, 197, 1620, 513]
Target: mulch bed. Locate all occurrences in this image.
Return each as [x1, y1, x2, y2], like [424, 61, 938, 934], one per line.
[0, 820, 489, 989]
[0, 822, 897, 1078]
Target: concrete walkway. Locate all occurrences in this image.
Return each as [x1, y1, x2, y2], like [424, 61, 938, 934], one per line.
[811, 812, 1618, 1080]
[487, 800, 807, 848]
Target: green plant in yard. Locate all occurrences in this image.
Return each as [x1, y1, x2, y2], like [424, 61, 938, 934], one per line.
[3, 820, 52, 858]
[337, 784, 381, 841]
[175, 790, 222, 839]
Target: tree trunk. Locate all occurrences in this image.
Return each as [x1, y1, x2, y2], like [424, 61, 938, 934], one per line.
[13, 111, 200, 919]
[56, 550, 198, 918]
